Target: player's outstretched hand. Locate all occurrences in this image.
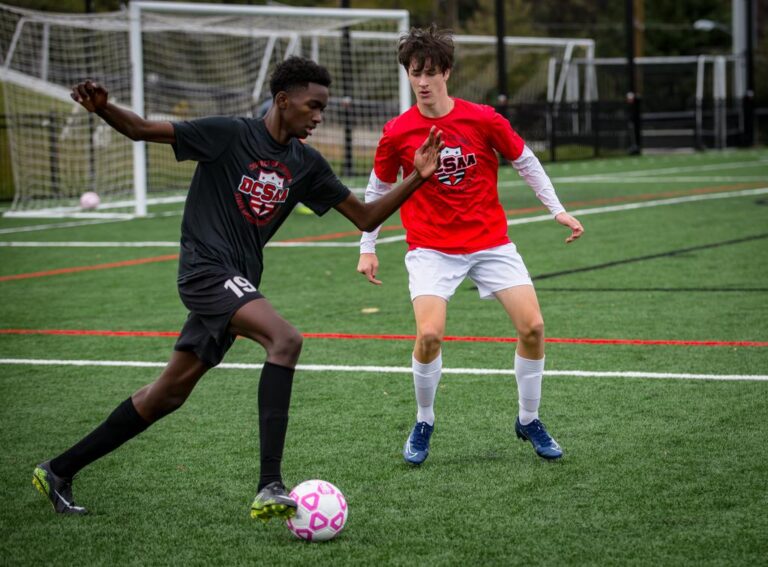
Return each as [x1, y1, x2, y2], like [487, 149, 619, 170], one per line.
[413, 126, 444, 180]
[357, 253, 382, 285]
[71, 80, 108, 113]
[555, 212, 584, 244]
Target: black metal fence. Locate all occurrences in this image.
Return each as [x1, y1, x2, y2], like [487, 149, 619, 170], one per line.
[499, 97, 758, 163]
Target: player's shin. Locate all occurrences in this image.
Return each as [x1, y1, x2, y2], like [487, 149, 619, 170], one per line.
[49, 397, 151, 479]
[413, 351, 442, 425]
[257, 362, 295, 490]
[514, 353, 544, 425]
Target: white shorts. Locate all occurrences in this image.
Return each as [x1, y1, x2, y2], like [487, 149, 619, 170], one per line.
[404, 243, 533, 301]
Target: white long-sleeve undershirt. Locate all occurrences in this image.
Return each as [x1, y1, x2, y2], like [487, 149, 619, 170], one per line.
[512, 145, 566, 217]
[359, 169, 392, 254]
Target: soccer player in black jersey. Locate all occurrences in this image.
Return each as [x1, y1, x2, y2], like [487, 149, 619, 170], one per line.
[32, 57, 443, 519]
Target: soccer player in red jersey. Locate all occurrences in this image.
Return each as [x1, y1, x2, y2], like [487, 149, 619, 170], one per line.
[356, 26, 584, 464]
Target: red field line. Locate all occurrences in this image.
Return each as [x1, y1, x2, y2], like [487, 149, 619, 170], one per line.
[0, 254, 179, 282]
[0, 328, 765, 347]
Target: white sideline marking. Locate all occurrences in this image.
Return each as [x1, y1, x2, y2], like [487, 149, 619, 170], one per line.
[547, 176, 768, 184]
[598, 159, 768, 177]
[496, 158, 768, 187]
[1, 187, 766, 249]
[0, 358, 766, 381]
[0, 241, 179, 248]
[0, 210, 182, 235]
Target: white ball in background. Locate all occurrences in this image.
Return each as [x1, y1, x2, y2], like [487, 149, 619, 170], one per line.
[79, 191, 100, 210]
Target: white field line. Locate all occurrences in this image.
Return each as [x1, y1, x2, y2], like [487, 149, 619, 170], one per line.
[1, 187, 766, 249]
[0, 357, 766, 381]
[497, 158, 768, 187]
[0, 217, 132, 235]
[601, 158, 768, 178]
[3, 157, 764, 232]
[0, 210, 183, 235]
[1, 158, 764, 233]
[2, 195, 188, 218]
[548, 176, 768, 184]
[499, 176, 768, 187]
[0, 241, 180, 248]
[565, 158, 768, 179]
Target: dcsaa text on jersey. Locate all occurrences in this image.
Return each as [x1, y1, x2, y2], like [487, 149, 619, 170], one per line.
[236, 163, 292, 225]
[435, 146, 477, 187]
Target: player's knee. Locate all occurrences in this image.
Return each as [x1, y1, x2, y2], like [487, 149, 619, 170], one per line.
[270, 327, 303, 361]
[417, 328, 443, 355]
[518, 319, 544, 346]
[136, 384, 190, 422]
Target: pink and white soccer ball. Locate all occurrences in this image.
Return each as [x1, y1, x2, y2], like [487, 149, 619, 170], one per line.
[79, 191, 100, 210]
[286, 479, 348, 542]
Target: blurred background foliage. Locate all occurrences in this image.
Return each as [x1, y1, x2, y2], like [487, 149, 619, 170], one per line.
[2, 0, 758, 59]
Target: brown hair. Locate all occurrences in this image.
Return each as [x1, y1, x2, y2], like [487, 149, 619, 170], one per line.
[397, 24, 454, 73]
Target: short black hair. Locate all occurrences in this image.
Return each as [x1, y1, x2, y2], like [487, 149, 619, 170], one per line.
[398, 24, 454, 73]
[269, 56, 332, 98]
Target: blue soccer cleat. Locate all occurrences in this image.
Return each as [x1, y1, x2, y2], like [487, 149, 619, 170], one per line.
[403, 421, 434, 465]
[515, 417, 563, 460]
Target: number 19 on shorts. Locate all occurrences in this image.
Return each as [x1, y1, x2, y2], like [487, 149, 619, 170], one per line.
[224, 276, 257, 298]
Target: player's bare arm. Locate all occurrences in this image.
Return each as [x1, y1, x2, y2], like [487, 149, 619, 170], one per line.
[71, 80, 175, 144]
[336, 127, 443, 232]
[555, 212, 584, 244]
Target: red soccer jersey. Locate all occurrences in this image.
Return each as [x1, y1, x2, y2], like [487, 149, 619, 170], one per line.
[374, 98, 525, 254]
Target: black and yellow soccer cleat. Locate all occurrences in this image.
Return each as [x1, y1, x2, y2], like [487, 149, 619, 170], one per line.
[250, 481, 297, 523]
[32, 462, 88, 515]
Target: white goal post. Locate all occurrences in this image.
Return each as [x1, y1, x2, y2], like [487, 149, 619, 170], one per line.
[1, 1, 410, 217]
[128, 1, 410, 217]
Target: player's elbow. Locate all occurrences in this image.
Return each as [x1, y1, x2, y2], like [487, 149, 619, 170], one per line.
[358, 209, 388, 232]
[356, 218, 379, 233]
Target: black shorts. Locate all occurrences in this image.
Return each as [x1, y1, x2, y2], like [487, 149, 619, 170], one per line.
[174, 269, 263, 367]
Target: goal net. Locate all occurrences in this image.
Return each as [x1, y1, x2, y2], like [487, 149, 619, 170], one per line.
[450, 35, 595, 152]
[0, 1, 409, 217]
[567, 54, 744, 150]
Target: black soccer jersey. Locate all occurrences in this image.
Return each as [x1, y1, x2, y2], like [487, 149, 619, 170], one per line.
[172, 117, 351, 287]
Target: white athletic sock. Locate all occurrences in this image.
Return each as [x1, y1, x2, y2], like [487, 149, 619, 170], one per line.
[515, 353, 544, 425]
[412, 351, 442, 426]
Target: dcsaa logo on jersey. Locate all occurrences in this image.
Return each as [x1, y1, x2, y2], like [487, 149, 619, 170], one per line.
[435, 146, 477, 187]
[235, 161, 293, 225]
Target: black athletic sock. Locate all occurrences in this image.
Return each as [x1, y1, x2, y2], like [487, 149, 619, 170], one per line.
[50, 397, 151, 479]
[257, 362, 295, 491]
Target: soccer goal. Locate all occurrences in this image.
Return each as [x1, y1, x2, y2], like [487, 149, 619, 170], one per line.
[448, 34, 596, 154]
[0, 1, 409, 218]
[567, 54, 746, 150]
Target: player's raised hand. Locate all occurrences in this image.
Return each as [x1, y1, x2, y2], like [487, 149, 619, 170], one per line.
[357, 253, 382, 285]
[71, 80, 109, 113]
[413, 126, 444, 180]
[555, 212, 584, 244]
